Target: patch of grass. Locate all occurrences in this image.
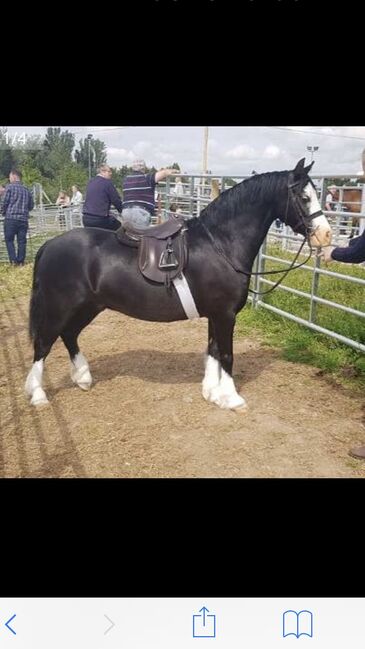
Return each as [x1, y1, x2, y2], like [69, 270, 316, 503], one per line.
[0, 263, 33, 298]
[0, 232, 57, 298]
[236, 243, 365, 392]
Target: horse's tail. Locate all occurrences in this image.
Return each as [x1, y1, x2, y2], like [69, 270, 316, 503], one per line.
[29, 241, 48, 342]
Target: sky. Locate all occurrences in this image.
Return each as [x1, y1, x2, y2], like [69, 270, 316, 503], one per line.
[5, 126, 365, 177]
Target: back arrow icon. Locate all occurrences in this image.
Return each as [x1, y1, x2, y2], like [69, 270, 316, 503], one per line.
[5, 614, 16, 635]
[104, 614, 115, 635]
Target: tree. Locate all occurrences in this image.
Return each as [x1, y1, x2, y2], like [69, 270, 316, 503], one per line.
[74, 137, 107, 175]
[0, 127, 16, 178]
[40, 127, 75, 178]
[223, 176, 237, 188]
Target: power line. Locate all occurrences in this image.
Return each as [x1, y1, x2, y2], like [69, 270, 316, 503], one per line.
[269, 126, 365, 142]
[72, 126, 131, 136]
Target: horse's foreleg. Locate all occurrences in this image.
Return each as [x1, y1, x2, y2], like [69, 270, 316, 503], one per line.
[202, 318, 222, 400]
[204, 315, 247, 410]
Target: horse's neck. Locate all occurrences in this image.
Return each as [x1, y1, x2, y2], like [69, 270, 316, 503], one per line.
[224, 205, 275, 270]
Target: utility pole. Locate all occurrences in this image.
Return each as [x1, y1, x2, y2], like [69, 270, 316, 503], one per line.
[201, 127, 209, 201]
[202, 126, 209, 174]
[307, 145, 319, 163]
[87, 133, 93, 179]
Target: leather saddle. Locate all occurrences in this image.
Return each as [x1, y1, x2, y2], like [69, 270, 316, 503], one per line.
[116, 215, 188, 285]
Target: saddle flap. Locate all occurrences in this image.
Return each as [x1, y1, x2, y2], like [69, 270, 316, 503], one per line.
[139, 232, 187, 283]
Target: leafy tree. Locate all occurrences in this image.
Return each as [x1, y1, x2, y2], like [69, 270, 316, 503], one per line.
[39, 127, 75, 178]
[326, 176, 364, 187]
[222, 176, 237, 188]
[74, 137, 107, 176]
[0, 127, 16, 178]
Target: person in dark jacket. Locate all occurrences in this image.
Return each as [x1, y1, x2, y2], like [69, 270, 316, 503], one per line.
[1, 169, 34, 265]
[121, 159, 179, 228]
[320, 229, 365, 264]
[82, 165, 123, 230]
[320, 228, 365, 460]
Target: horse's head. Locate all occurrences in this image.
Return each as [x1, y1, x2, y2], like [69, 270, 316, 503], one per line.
[284, 158, 332, 247]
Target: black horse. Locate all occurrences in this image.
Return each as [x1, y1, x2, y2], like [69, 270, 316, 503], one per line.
[25, 159, 331, 409]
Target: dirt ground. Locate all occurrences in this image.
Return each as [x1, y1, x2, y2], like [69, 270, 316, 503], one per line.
[1, 294, 364, 478]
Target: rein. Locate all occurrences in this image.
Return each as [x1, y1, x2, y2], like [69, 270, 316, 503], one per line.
[199, 181, 321, 297]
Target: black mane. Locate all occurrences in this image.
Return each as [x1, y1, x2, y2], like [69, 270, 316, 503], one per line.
[197, 170, 290, 228]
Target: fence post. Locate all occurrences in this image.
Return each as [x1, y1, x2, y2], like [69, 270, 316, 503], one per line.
[164, 177, 171, 222]
[318, 177, 325, 209]
[252, 236, 267, 309]
[189, 176, 195, 217]
[360, 184, 365, 236]
[309, 252, 320, 323]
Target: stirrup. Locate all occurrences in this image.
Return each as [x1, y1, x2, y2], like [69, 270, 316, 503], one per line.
[159, 244, 179, 269]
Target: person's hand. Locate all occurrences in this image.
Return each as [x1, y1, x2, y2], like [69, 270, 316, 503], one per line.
[318, 245, 336, 263]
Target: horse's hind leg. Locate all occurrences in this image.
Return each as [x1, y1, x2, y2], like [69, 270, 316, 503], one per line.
[60, 304, 103, 391]
[203, 314, 247, 410]
[25, 330, 59, 406]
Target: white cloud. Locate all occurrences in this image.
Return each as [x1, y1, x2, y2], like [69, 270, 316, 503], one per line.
[133, 140, 152, 155]
[263, 145, 281, 159]
[224, 144, 256, 159]
[158, 152, 175, 163]
[106, 147, 135, 166]
[208, 138, 220, 152]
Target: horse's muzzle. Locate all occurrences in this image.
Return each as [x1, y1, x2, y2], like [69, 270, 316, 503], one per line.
[309, 214, 332, 247]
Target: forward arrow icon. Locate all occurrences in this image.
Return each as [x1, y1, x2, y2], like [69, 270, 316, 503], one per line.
[104, 614, 115, 636]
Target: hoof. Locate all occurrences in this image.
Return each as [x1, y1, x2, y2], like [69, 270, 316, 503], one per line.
[206, 387, 247, 410]
[32, 396, 49, 407]
[71, 366, 92, 391]
[30, 387, 49, 406]
[232, 402, 248, 413]
[76, 381, 92, 391]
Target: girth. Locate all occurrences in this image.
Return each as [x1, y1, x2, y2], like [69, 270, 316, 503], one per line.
[116, 215, 188, 286]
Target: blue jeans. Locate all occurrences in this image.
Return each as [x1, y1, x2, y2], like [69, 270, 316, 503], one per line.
[121, 206, 151, 228]
[4, 219, 28, 263]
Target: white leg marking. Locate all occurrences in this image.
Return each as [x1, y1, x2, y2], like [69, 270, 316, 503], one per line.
[202, 354, 221, 401]
[71, 352, 92, 391]
[209, 369, 247, 410]
[25, 359, 49, 406]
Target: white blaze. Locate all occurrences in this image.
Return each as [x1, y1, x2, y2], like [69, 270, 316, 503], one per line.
[304, 182, 332, 246]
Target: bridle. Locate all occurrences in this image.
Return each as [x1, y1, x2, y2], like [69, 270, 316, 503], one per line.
[200, 179, 325, 297]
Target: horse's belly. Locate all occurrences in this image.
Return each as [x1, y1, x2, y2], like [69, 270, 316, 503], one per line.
[101, 275, 189, 323]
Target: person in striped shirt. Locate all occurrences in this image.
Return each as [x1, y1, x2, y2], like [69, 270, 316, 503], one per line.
[121, 160, 179, 228]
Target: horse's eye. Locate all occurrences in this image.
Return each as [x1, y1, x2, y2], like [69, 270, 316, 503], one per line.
[302, 195, 310, 203]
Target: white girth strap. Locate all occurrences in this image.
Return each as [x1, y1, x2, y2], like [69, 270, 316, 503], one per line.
[172, 273, 200, 319]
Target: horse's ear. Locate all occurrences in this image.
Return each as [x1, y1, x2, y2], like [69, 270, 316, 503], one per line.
[304, 161, 315, 175]
[293, 158, 306, 178]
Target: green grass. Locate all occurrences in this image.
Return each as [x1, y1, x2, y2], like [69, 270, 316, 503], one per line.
[0, 263, 33, 298]
[236, 243, 365, 393]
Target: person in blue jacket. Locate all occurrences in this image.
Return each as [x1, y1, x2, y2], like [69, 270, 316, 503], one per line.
[320, 229, 365, 460]
[320, 229, 365, 264]
[82, 164, 123, 230]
